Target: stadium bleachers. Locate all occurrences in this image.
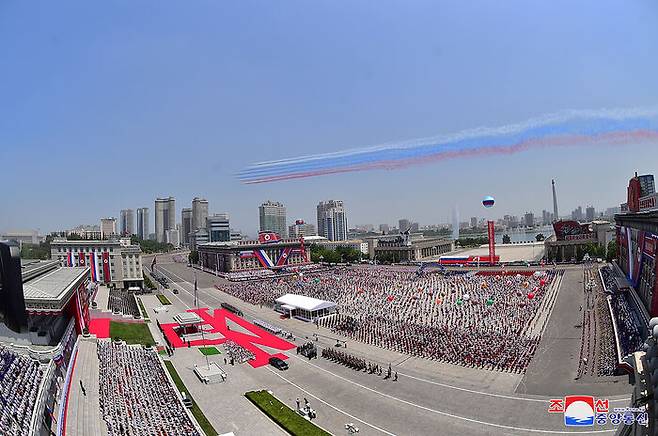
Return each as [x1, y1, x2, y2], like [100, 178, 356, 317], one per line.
[97, 341, 200, 436]
[0, 346, 44, 436]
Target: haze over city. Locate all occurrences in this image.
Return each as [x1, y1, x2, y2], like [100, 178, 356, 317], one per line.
[2, 1, 658, 235]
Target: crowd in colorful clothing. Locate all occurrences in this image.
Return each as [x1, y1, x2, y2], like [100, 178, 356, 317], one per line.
[218, 266, 562, 373]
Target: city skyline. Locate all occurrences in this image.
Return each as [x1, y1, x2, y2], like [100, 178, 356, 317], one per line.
[2, 1, 658, 235]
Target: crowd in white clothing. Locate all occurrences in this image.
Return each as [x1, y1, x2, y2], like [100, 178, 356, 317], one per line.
[0, 347, 44, 436]
[223, 340, 255, 364]
[97, 341, 200, 436]
[218, 266, 561, 373]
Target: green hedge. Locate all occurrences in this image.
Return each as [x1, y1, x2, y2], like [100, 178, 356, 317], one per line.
[136, 297, 149, 320]
[156, 294, 172, 305]
[163, 361, 217, 436]
[245, 390, 330, 436]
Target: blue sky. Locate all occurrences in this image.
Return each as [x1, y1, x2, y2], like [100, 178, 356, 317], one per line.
[1, 0, 658, 236]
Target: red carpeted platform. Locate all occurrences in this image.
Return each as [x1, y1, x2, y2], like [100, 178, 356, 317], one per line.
[88, 318, 111, 338]
[160, 308, 295, 368]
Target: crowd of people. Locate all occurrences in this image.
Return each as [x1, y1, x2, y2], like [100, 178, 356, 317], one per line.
[610, 293, 645, 357]
[0, 346, 44, 436]
[218, 266, 562, 373]
[97, 341, 200, 436]
[596, 294, 618, 376]
[108, 289, 140, 318]
[600, 266, 620, 293]
[222, 340, 255, 364]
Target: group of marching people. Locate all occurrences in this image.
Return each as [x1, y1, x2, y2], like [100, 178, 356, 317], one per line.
[218, 266, 561, 373]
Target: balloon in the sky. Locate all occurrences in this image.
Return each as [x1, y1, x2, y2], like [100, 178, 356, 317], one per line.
[482, 196, 495, 208]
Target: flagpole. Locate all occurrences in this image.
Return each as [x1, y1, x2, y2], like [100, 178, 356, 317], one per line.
[194, 271, 210, 369]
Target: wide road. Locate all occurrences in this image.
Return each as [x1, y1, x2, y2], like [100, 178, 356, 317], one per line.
[146, 254, 628, 435]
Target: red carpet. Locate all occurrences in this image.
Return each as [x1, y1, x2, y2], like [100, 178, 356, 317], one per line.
[160, 308, 295, 368]
[88, 318, 111, 338]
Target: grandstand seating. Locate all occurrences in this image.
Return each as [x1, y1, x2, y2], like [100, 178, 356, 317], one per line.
[0, 346, 44, 436]
[97, 341, 200, 436]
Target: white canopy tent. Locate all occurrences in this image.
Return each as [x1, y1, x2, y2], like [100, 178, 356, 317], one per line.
[274, 294, 337, 322]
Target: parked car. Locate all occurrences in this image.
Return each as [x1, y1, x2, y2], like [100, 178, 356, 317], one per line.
[269, 357, 289, 370]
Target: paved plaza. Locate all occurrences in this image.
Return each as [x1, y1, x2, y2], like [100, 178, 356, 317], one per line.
[132, 254, 630, 435]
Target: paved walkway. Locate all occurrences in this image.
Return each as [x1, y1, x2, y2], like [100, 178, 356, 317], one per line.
[65, 337, 106, 436]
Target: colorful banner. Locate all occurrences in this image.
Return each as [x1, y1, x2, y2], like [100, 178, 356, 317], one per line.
[78, 251, 86, 267]
[88, 252, 97, 281]
[102, 251, 111, 283]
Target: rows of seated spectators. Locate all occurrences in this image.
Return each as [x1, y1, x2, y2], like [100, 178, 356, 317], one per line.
[98, 341, 200, 436]
[0, 346, 44, 436]
[222, 340, 255, 364]
[219, 267, 560, 373]
[108, 289, 140, 318]
[597, 295, 618, 376]
[599, 266, 619, 293]
[610, 294, 645, 357]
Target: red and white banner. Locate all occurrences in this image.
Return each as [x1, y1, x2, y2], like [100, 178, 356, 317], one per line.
[258, 232, 281, 244]
[78, 251, 86, 267]
[102, 251, 111, 283]
[487, 221, 496, 266]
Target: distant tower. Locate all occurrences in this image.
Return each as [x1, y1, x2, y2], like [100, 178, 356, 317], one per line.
[451, 206, 460, 240]
[552, 179, 559, 222]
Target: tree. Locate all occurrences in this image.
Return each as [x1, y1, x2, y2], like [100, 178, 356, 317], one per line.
[535, 233, 545, 242]
[502, 234, 511, 244]
[607, 240, 618, 263]
[188, 250, 199, 264]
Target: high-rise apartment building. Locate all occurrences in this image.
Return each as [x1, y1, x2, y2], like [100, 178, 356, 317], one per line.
[586, 206, 596, 222]
[317, 200, 348, 241]
[398, 219, 411, 232]
[572, 206, 583, 222]
[524, 212, 535, 227]
[119, 209, 135, 236]
[542, 210, 553, 226]
[470, 217, 477, 228]
[136, 207, 149, 240]
[192, 197, 209, 231]
[207, 213, 230, 242]
[259, 201, 287, 237]
[379, 224, 390, 234]
[289, 220, 316, 238]
[100, 218, 117, 239]
[155, 197, 176, 243]
[638, 174, 656, 198]
[181, 208, 192, 245]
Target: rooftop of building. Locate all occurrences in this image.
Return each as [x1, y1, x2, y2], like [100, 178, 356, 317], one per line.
[20, 259, 60, 283]
[22, 266, 88, 302]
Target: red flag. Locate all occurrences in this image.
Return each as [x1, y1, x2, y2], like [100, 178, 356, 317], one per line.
[102, 251, 111, 282]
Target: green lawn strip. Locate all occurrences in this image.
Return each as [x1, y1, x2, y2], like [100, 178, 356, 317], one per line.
[156, 294, 172, 305]
[245, 390, 330, 436]
[109, 321, 155, 346]
[163, 360, 217, 436]
[136, 297, 150, 320]
[199, 347, 221, 356]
